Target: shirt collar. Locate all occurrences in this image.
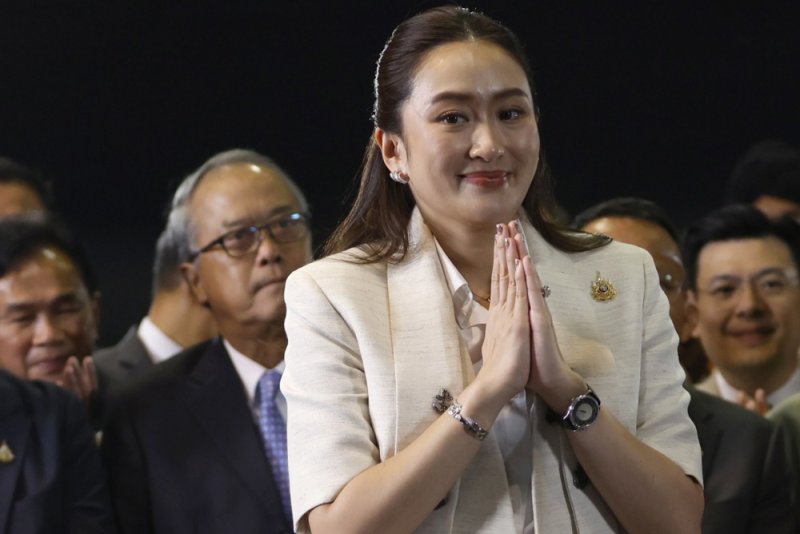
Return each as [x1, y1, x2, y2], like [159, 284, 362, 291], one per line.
[223, 338, 284, 405]
[714, 364, 800, 407]
[768, 365, 800, 406]
[137, 316, 183, 364]
[433, 237, 488, 328]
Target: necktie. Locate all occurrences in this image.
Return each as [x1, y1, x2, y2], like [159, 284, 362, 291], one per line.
[257, 371, 292, 523]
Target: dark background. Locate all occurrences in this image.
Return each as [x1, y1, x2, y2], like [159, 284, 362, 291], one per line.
[1, 1, 798, 345]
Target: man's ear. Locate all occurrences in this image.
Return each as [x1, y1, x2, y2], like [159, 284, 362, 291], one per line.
[685, 289, 700, 339]
[375, 127, 407, 176]
[181, 262, 208, 307]
[88, 290, 102, 345]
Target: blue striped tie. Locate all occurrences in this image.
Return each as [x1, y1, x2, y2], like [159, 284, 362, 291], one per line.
[257, 371, 292, 523]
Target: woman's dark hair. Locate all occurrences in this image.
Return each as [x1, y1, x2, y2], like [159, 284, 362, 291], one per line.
[323, 5, 608, 261]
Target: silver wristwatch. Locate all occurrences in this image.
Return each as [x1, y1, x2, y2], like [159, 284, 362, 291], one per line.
[554, 386, 601, 431]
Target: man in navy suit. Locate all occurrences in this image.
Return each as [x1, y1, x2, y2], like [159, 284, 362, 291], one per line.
[576, 198, 795, 533]
[102, 149, 312, 533]
[0, 369, 114, 534]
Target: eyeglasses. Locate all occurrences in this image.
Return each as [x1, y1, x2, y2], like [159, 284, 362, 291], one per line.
[695, 268, 799, 304]
[189, 212, 310, 260]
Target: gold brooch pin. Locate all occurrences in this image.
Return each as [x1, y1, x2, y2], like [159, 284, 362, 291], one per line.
[591, 272, 616, 301]
[0, 440, 14, 463]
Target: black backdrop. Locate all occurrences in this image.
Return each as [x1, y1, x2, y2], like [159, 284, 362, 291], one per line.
[1, 1, 798, 345]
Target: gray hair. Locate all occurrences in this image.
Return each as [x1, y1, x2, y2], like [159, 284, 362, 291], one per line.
[166, 149, 309, 263]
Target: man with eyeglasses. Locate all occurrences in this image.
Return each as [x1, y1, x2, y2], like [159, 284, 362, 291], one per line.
[575, 198, 796, 533]
[102, 149, 311, 534]
[684, 204, 800, 414]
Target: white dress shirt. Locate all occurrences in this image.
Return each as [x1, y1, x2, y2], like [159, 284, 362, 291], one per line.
[434, 239, 535, 534]
[714, 364, 800, 407]
[224, 338, 287, 422]
[137, 316, 183, 364]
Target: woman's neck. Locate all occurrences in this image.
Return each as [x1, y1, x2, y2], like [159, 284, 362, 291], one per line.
[430, 220, 497, 299]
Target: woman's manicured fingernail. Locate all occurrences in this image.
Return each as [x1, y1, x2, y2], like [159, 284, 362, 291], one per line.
[496, 224, 503, 235]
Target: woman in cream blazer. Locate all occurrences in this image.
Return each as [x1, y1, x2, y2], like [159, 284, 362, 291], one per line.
[284, 209, 701, 533]
[283, 6, 702, 533]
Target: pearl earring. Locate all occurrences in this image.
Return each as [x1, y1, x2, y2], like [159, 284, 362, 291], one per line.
[389, 171, 408, 185]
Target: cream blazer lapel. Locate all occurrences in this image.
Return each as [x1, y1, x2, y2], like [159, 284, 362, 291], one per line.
[387, 209, 515, 532]
[386, 210, 469, 450]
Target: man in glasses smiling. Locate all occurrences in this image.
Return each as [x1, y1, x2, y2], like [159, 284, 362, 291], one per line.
[102, 149, 311, 534]
[685, 204, 800, 414]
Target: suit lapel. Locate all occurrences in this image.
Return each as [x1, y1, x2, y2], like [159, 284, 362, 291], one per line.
[687, 389, 720, 481]
[179, 340, 283, 514]
[0, 381, 29, 533]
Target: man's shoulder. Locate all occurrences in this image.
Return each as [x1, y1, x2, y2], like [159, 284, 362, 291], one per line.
[0, 370, 82, 421]
[689, 386, 774, 436]
[93, 325, 145, 364]
[112, 338, 220, 406]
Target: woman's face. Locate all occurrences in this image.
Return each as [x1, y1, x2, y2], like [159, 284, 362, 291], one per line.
[385, 40, 540, 234]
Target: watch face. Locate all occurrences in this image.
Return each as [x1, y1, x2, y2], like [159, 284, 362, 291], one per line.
[571, 397, 599, 426]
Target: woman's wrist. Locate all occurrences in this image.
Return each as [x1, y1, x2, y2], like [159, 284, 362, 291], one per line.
[532, 367, 587, 414]
[457, 379, 508, 431]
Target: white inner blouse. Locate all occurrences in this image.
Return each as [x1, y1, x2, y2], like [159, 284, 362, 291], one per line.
[433, 239, 535, 534]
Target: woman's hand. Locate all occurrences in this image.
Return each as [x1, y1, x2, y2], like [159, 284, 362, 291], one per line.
[475, 224, 532, 409]
[507, 222, 585, 412]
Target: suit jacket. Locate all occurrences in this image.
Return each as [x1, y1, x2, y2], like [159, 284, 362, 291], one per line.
[0, 370, 114, 534]
[101, 338, 292, 534]
[689, 387, 795, 533]
[93, 325, 152, 397]
[767, 393, 800, 528]
[283, 209, 702, 533]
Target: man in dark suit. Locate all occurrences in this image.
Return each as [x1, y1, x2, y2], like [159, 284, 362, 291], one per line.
[575, 197, 795, 532]
[93, 224, 217, 396]
[0, 369, 114, 534]
[102, 149, 312, 534]
[688, 387, 792, 531]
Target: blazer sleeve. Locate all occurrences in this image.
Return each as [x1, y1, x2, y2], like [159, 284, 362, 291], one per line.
[635, 254, 703, 485]
[282, 267, 381, 533]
